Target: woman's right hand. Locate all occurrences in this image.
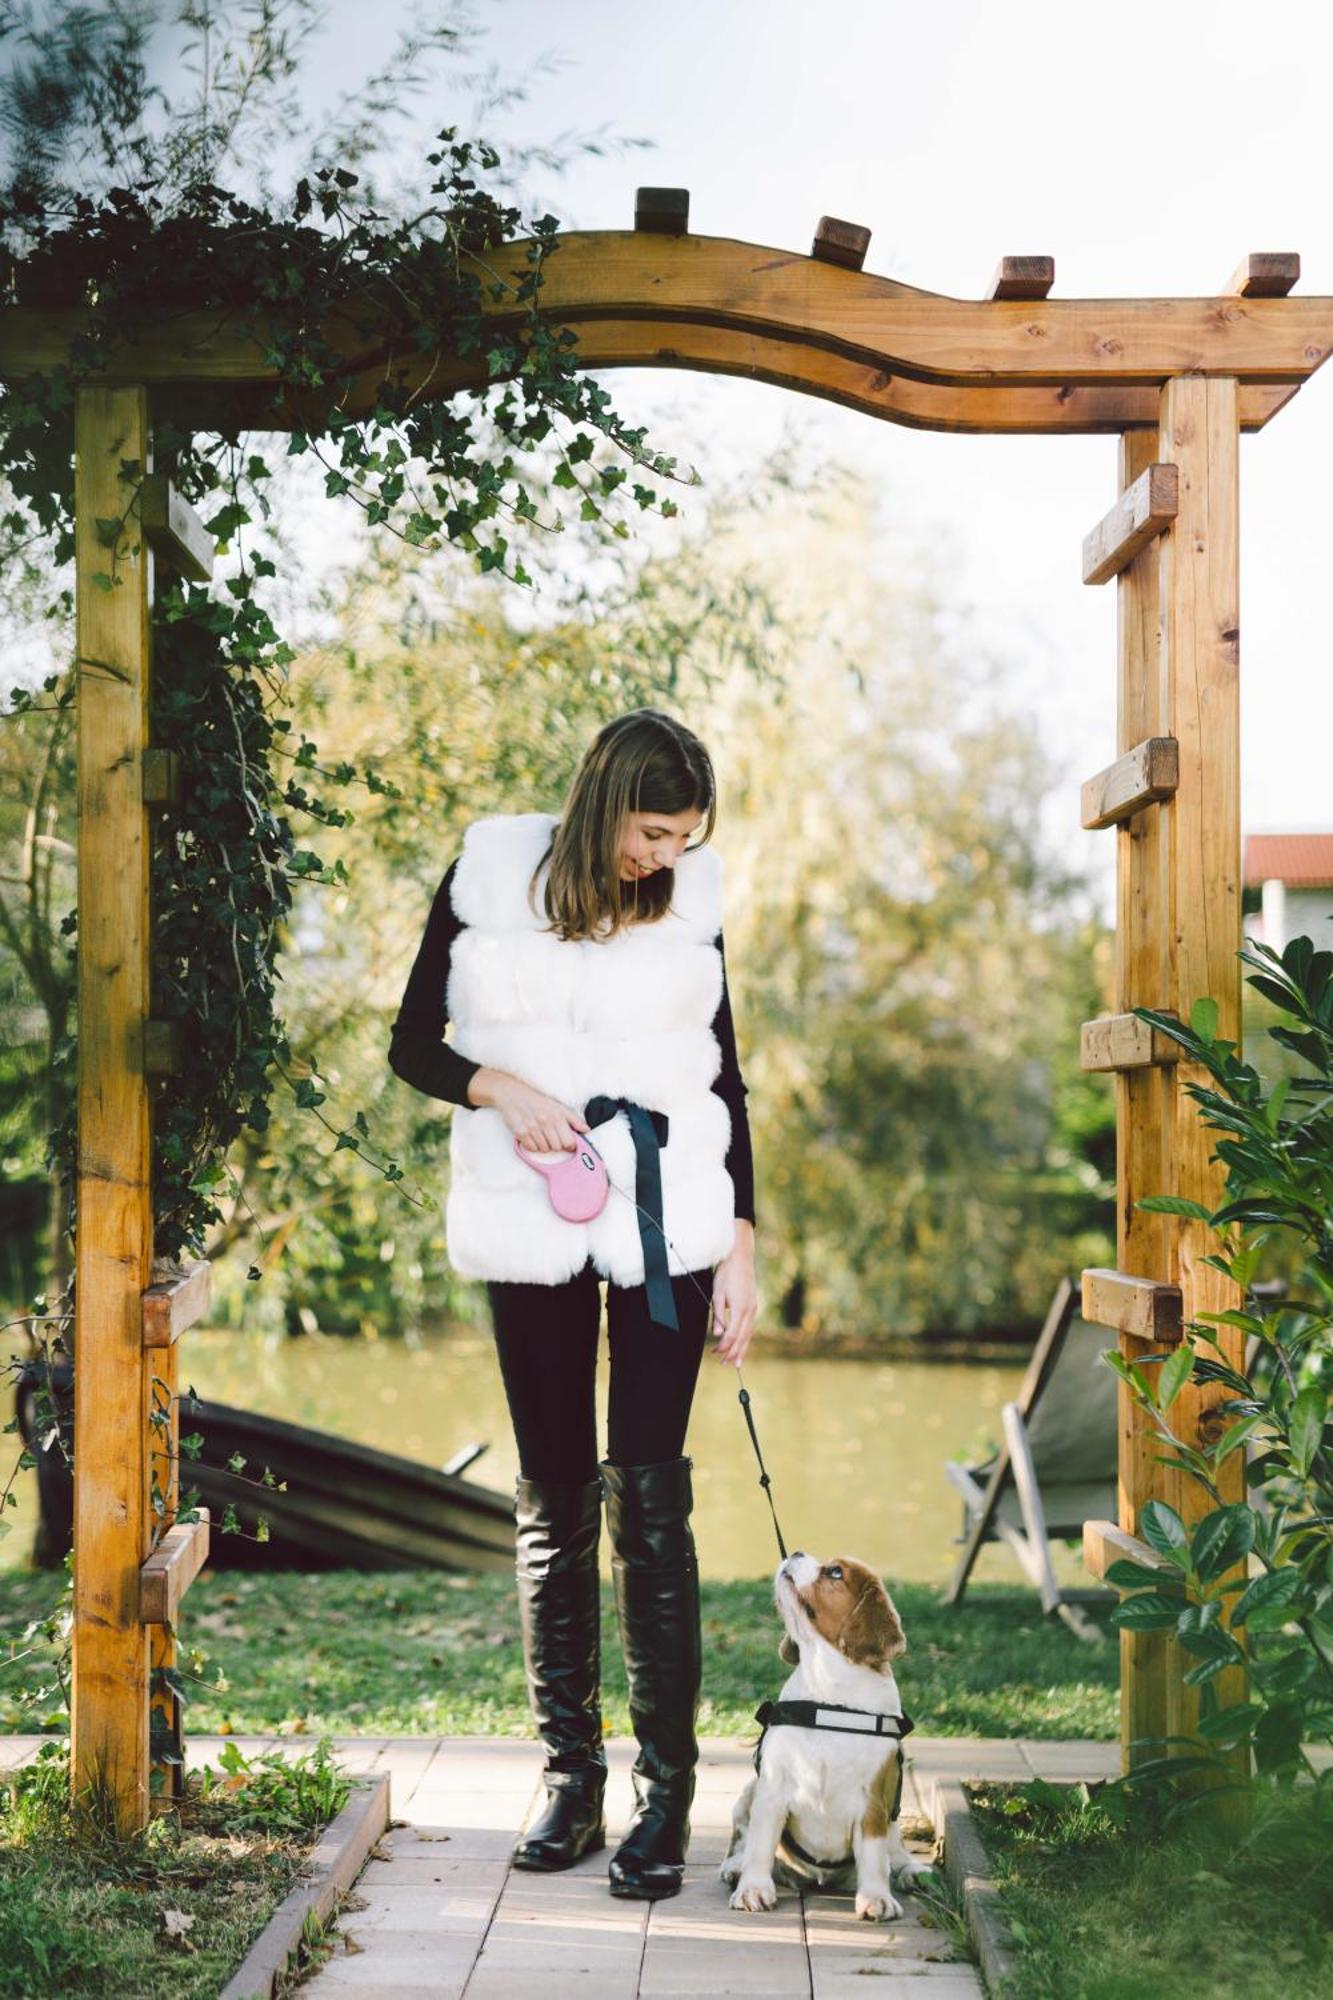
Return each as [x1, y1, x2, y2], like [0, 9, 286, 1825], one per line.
[483, 1071, 591, 1155]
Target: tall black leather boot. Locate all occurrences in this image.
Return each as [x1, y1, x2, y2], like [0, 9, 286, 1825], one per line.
[601, 1455, 702, 1900]
[510, 1471, 608, 1871]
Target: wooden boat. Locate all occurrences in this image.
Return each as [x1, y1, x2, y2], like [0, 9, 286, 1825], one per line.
[15, 1360, 515, 1572]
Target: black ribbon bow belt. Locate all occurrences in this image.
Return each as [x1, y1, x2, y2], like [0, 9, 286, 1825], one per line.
[583, 1094, 677, 1331]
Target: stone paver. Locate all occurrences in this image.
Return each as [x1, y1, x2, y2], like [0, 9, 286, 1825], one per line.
[2, 1731, 1128, 1994]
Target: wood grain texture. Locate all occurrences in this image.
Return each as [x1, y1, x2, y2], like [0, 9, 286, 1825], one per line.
[139, 1511, 210, 1627]
[812, 216, 871, 270]
[142, 1258, 212, 1348]
[2, 230, 1331, 407]
[1226, 253, 1299, 298]
[986, 255, 1054, 300]
[1083, 1520, 1179, 1580]
[1082, 736, 1179, 829]
[1083, 461, 1179, 584]
[1082, 1268, 1184, 1343]
[1109, 428, 1175, 1767]
[1158, 374, 1248, 1755]
[1080, 1012, 1180, 1071]
[72, 385, 153, 1834]
[139, 473, 213, 581]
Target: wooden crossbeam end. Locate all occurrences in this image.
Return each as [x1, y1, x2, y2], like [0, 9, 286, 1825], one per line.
[142, 1258, 213, 1348]
[1082, 736, 1179, 829]
[1082, 1268, 1183, 1344]
[1080, 1012, 1180, 1072]
[141, 746, 181, 807]
[144, 1020, 183, 1076]
[1225, 252, 1300, 298]
[634, 187, 689, 235]
[140, 474, 213, 582]
[812, 217, 871, 271]
[1083, 1519, 1179, 1582]
[139, 1509, 210, 1626]
[1083, 461, 1179, 585]
[985, 255, 1054, 300]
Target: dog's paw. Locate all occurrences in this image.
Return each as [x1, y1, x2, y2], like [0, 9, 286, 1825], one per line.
[718, 1856, 742, 1887]
[730, 1875, 778, 1913]
[855, 1885, 903, 1922]
[891, 1855, 937, 1890]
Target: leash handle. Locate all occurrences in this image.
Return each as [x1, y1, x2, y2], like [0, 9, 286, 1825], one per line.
[737, 1376, 787, 1560]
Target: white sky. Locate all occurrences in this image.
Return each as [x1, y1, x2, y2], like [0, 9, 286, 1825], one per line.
[150, 0, 1333, 918]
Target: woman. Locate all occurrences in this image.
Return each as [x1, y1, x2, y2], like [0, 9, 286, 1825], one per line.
[388, 707, 760, 1901]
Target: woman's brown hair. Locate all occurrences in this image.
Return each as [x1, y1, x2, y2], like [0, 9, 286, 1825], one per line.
[530, 708, 717, 941]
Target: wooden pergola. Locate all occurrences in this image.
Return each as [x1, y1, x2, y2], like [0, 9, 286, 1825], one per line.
[4, 190, 1329, 1831]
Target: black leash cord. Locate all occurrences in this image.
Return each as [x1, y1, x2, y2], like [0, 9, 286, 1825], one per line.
[735, 1374, 788, 1560]
[604, 1173, 789, 1562]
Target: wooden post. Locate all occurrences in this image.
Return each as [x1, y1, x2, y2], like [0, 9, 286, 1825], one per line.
[1112, 426, 1175, 1767]
[72, 385, 154, 1833]
[1157, 375, 1248, 1753]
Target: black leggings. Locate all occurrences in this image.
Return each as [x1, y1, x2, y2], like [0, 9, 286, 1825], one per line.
[486, 1255, 714, 1482]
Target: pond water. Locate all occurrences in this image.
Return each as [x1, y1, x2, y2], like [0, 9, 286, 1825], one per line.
[3, 1324, 1074, 1587]
[7, 1325, 1047, 1587]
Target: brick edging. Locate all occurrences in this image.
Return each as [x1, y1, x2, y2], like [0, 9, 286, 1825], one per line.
[218, 1772, 391, 2000]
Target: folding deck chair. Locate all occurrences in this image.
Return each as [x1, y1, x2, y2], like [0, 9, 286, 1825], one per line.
[944, 1276, 1118, 1642]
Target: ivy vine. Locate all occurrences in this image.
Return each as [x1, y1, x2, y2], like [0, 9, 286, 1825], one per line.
[1, 130, 685, 1271]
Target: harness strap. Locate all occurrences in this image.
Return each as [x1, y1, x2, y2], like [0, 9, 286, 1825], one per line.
[755, 1698, 915, 1741]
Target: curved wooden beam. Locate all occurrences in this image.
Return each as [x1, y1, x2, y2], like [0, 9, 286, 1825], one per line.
[0, 227, 1324, 435]
[478, 232, 1333, 389]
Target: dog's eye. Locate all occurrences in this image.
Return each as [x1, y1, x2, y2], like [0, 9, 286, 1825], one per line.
[824, 1565, 843, 1581]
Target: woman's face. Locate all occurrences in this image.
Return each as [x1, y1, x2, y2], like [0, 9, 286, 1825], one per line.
[618, 807, 704, 882]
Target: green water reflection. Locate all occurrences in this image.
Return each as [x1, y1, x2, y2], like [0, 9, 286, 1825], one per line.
[192, 1327, 1030, 1584]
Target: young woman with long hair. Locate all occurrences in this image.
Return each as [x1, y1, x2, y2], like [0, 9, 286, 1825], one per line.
[389, 707, 759, 1900]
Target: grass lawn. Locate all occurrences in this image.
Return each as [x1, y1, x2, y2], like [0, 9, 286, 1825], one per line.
[0, 1736, 349, 1999]
[968, 1778, 1333, 2000]
[1, 1567, 1119, 1740]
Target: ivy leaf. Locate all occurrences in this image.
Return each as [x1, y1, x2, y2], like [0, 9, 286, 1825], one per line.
[1158, 1343, 1195, 1412]
[1140, 1499, 1190, 1566]
[1289, 1385, 1327, 1479]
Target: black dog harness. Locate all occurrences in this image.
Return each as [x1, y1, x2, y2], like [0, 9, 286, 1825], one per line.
[751, 1698, 916, 1872]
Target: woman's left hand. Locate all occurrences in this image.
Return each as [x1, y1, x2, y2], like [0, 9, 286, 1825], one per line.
[711, 1224, 759, 1367]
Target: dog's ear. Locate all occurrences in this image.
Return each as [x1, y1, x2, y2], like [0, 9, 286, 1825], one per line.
[778, 1634, 800, 1666]
[838, 1579, 906, 1669]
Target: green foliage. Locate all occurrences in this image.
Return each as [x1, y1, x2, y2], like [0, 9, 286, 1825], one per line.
[0, 6, 686, 1286]
[1100, 935, 1333, 1777]
[971, 1776, 1333, 2000]
[0, 1732, 349, 1997]
[1, 1567, 1121, 1741]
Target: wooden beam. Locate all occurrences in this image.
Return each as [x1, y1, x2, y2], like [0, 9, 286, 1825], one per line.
[139, 473, 213, 581]
[1111, 428, 1175, 1771]
[143, 1020, 182, 1077]
[138, 1510, 211, 1626]
[634, 188, 689, 235]
[141, 746, 180, 808]
[986, 255, 1054, 301]
[72, 384, 153, 1835]
[1083, 1519, 1179, 1582]
[1225, 253, 1299, 298]
[1080, 1012, 1180, 1072]
[1081, 1267, 1183, 1343]
[142, 1259, 212, 1349]
[1081, 736, 1179, 829]
[3, 235, 1333, 405]
[1158, 374, 1248, 1758]
[1082, 461, 1179, 585]
[812, 217, 871, 271]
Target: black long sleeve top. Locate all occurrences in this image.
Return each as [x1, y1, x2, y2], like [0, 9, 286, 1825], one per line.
[388, 857, 756, 1225]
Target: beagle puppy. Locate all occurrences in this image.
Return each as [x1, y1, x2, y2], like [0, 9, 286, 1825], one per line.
[720, 1551, 930, 1921]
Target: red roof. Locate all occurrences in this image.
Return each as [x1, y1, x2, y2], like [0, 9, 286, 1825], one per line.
[1244, 834, 1333, 889]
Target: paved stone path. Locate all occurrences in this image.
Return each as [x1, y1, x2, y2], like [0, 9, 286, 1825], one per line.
[0, 1732, 1120, 1995]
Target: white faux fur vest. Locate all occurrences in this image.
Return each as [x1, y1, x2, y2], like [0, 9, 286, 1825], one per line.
[444, 810, 738, 1287]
